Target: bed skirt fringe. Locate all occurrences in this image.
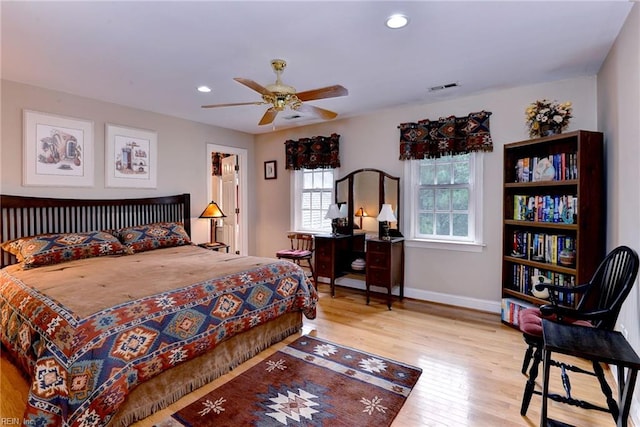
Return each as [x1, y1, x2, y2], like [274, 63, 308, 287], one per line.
[109, 313, 303, 426]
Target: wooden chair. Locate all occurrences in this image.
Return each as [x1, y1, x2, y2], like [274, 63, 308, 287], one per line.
[276, 233, 314, 282]
[518, 245, 639, 417]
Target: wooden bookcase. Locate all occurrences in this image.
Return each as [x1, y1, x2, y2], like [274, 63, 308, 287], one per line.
[501, 130, 604, 327]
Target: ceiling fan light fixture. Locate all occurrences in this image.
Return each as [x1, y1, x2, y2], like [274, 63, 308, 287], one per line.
[197, 85, 212, 93]
[386, 14, 408, 29]
[202, 59, 348, 126]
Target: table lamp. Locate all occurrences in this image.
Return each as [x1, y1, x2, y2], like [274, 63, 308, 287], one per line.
[377, 204, 396, 240]
[325, 204, 342, 235]
[199, 201, 226, 244]
[354, 207, 368, 229]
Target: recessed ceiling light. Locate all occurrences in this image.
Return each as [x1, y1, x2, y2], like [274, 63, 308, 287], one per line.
[197, 85, 212, 93]
[386, 14, 408, 29]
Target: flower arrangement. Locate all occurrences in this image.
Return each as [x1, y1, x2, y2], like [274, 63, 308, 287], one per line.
[525, 99, 572, 138]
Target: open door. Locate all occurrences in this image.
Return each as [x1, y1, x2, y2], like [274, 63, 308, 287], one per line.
[206, 144, 248, 256]
[220, 155, 238, 254]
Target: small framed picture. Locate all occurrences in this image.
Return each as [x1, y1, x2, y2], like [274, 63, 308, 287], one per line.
[264, 160, 277, 180]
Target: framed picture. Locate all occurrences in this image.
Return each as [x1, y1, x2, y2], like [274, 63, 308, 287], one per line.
[105, 124, 157, 188]
[264, 160, 277, 180]
[23, 110, 94, 187]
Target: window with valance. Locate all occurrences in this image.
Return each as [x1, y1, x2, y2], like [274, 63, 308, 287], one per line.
[284, 133, 340, 170]
[398, 111, 493, 160]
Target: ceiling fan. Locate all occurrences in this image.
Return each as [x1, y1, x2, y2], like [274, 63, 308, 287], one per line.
[201, 59, 348, 126]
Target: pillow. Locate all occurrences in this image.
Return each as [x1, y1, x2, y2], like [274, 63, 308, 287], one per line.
[1, 238, 23, 258]
[115, 222, 191, 253]
[1, 231, 126, 269]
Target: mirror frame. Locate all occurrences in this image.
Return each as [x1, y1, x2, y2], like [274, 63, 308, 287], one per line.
[334, 168, 401, 236]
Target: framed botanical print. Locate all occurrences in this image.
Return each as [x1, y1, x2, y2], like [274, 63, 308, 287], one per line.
[105, 124, 157, 188]
[23, 110, 94, 187]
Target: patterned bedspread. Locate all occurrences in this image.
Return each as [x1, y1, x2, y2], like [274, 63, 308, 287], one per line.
[0, 245, 317, 427]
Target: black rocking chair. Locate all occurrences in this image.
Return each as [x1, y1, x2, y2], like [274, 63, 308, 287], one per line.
[518, 245, 639, 418]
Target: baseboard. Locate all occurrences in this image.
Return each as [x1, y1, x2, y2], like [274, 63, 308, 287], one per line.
[321, 276, 501, 314]
[405, 287, 501, 314]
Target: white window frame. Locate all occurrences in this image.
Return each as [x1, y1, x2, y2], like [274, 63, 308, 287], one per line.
[290, 168, 336, 233]
[403, 153, 484, 252]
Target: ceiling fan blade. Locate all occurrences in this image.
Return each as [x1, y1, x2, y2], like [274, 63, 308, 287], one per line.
[259, 107, 279, 126]
[296, 85, 348, 102]
[201, 101, 265, 108]
[234, 77, 273, 96]
[296, 103, 338, 120]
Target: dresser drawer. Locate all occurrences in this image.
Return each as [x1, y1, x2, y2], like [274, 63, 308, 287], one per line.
[315, 243, 332, 258]
[367, 267, 389, 286]
[367, 250, 389, 269]
[366, 240, 386, 252]
[315, 260, 333, 276]
[315, 250, 332, 263]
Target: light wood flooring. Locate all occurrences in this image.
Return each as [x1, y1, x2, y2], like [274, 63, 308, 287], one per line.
[1, 284, 631, 426]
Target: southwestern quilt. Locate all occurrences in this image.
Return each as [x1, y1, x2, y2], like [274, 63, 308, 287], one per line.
[0, 245, 318, 427]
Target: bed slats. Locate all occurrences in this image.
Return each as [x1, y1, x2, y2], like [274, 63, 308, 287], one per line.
[0, 194, 191, 268]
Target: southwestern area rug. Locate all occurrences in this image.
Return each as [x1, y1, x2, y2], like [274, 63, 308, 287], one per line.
[157, 335, 422, 426]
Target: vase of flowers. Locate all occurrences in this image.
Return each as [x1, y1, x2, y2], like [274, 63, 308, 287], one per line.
[525, 99, 572, 138]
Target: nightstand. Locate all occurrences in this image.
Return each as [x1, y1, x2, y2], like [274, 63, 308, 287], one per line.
[198, 242, 230, 253]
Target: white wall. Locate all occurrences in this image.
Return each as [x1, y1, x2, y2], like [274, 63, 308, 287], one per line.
[597, 3, 640, 422]
[255, 76, 598, 310]
[0, 80, 256, 250]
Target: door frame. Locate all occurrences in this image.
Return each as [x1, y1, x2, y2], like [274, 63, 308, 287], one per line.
[205, 143, 248, 256]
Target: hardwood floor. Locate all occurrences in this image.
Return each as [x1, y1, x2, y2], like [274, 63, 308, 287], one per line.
[1, 284, 629, 426]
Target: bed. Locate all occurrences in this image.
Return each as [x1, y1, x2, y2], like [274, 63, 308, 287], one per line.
[0, 194, 318, 427]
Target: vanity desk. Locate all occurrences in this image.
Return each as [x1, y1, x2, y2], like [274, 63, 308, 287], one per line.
[313, 233, 404, 309]
[314, 168, 404, 309]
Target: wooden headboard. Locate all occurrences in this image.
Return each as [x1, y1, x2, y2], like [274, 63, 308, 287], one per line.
[0, 193, 190, 267]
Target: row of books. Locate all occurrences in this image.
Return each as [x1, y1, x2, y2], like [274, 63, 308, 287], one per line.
[510, 264, 576, 305]
[513, 194, 577, 223]
[515, 152, 578, 183]
[510, 231, 576, 266]
[501, 297, 536, 325]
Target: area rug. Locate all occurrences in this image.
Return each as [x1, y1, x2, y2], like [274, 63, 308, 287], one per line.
[157, 335, 422, 426]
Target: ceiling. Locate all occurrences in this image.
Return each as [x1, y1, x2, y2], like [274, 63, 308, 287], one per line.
[1, 1, 633, 135]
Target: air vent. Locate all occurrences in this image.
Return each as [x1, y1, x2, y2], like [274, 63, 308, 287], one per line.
[428, 82, 459, 92]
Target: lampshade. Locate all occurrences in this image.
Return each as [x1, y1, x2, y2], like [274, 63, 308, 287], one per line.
[339, 203, 348, 218]
[355, 207, 368, 218]
[199, 201, 226, 219]
[325, 204, 342, 220]
[377, 204, 397, 222]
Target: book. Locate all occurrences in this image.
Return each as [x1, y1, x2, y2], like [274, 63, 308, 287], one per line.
[522, 158, 530, 183]
[516, 158, 524, 182]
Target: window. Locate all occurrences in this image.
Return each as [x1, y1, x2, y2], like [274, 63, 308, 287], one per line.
[292, 168, 335, 233]
[405, 153, 483, 250]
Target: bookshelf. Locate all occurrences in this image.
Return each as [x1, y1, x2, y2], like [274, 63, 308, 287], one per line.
[501, 130, 605, 327]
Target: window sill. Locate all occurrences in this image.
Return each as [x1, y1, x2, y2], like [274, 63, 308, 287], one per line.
[405, 238, 485, 253]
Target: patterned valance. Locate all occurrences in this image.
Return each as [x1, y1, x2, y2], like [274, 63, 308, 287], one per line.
[398, 111, 493, 160]
[285, 133, 340, 170]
